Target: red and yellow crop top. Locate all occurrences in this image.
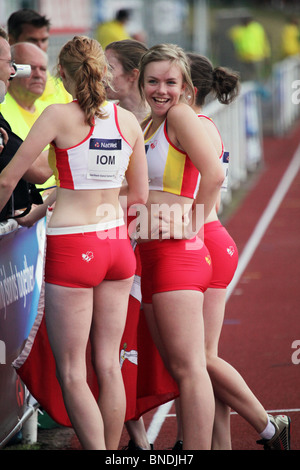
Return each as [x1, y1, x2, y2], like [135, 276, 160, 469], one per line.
[144, 119, 200, 199]
[48, 101, 132, 190]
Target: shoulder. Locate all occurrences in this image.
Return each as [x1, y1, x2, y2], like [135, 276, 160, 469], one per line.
[167, 102, 195, 122]
[36, 103, 59, 124]
[115, 103, 134, 118]
[39, 102, 72, 121]
[29, 103, 70, 138]
[167, 103, 199, 133]
[115, 104, 140, 128]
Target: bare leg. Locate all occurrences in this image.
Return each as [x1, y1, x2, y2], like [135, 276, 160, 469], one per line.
[90, 277, 134, 450]
[211, 398, 231, 450]
[45, 283, 105, 450]
[125, 418, 152, 449]
[203, 287, 269, 447]
[174, 398, 183, 443]
[144, 290, 215, 450]
[45, 276, 133, 450]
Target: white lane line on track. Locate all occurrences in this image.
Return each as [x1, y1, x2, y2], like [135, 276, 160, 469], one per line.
[147, 143, 300, 445]
[146, 401, 174, 444]
[231, 408, 300, 415]
[165, 408, 300, 417]
[226, 143, 300, 301]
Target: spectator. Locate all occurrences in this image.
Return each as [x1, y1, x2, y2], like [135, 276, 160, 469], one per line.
[96, 9, 131, 50]
[229, 16, 271, 81]
[1, 42, 48, 139]
[0, 42, 54, 192]
[0, 27, 50, 221]
[8, 8, 71, 105]
[281, 16, 300, 57]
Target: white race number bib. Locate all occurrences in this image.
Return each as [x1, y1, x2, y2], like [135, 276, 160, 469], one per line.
[87, 138, 121, 180]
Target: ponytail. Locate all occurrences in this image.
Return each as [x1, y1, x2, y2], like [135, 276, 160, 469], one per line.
[212, 66, 240, 105]
[58, 36, 111, 125]
[187, 52, 240, 107]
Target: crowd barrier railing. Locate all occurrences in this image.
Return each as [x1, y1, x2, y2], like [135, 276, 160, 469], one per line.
[0, 218, 45, 448]
[203, 81, 264, 211]
[203, 53, 300, 213]
[272, 55, 300, 136]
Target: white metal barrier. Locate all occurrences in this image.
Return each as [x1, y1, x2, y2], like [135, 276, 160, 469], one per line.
[272, 56, 300, 136]
[204, 82, 263, 210]
[0, 219, 46, 448]
[203, 52, 300, 212]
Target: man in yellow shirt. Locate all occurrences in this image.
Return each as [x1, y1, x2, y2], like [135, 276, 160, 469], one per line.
[96, 9, 131, 50]
[281, 17, 300, 58]
[229, 17, 271, 81]
[2, 42, 48, 138]
[8, 8, 71, 105]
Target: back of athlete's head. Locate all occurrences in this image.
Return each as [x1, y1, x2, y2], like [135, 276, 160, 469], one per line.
[106, 39, 148, 74]
[58, 36, 112, 125]
[187, 52, 240, 106]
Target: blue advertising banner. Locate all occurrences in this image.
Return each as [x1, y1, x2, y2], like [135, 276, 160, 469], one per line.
[0, 219, 45, 446]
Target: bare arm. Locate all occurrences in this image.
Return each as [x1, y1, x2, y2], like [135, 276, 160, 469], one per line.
[23, 149, 53, 184]
[0, 127, 9, 153]
[118, 111, 149, 211]
[168, 104, 224, 229]
[0, 105, 58, 212]
[17, 189, 57, 227]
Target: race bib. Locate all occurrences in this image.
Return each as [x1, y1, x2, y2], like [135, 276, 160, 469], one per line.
[87, 138, 121, 180]
[221, 151, 229, 191]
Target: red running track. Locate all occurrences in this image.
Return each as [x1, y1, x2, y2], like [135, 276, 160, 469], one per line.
[119, 120, 300, 451]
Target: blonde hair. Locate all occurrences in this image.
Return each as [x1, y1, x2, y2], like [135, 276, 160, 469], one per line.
[58, 36, 111, 125]
[138, 43, 195, 104]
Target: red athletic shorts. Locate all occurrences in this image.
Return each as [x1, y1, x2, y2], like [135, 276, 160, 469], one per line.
[204, 221, 238, 289]
[139, 236, 212, 303]
[45, 221, 136, 288]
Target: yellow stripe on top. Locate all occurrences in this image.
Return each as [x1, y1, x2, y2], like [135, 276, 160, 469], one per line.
[144, 119, 200, 198]
[163, 144, 186, 195]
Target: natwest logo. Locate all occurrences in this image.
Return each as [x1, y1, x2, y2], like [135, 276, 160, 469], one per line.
[90, 138, 121, 150]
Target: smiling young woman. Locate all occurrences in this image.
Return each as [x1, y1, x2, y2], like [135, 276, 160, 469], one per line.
[135, 44, 225, 450]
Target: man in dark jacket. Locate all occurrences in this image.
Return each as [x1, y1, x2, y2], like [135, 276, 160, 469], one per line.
[0, 27, 51, 221]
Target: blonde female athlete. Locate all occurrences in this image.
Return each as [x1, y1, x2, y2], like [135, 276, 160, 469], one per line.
[136, 44, 224, 450]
